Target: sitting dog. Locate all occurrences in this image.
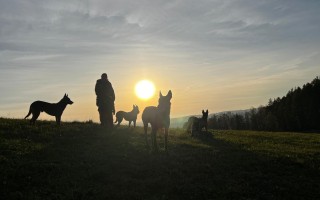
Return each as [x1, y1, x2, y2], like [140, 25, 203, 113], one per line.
[114, 105, 139, 127]
[185, 110, 209, 136]
[24, 94, 73, 125]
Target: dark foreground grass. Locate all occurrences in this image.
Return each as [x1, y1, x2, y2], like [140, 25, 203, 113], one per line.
[0, 118, 319, 199]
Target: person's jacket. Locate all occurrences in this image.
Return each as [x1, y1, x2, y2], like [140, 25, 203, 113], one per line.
[95, 78, 115, 109]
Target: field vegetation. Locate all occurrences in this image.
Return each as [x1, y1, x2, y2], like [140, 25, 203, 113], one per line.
[1, 118, 319, 199]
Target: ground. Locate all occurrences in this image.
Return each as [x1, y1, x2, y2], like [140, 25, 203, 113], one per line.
[0, 118, 319, 199]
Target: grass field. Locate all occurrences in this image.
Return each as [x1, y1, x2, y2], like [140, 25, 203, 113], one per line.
[1, 118, 319, 199]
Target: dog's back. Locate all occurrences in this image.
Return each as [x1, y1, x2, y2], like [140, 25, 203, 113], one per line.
[115, 105, 139, 127]
[185, 116, 198, 132]
[142, 106, 159, 127]
[25, 94, 73, 125]
[186, 110, 209, 136]
[27, 101, 59, 116]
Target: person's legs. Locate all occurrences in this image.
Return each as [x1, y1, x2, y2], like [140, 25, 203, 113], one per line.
[106, 111, 114, 129]
[98, 104, 114, 129]
[98, 107, 107, 126]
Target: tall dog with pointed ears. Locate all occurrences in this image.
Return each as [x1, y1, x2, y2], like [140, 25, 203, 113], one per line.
[25, 94, 73, 125]
[142, 90, 172, 153]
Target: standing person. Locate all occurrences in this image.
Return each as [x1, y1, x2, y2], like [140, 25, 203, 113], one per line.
[95, 73, 115, 128]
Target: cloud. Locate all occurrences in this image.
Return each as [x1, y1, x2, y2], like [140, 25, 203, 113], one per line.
[0, 0, 320, 120]
[2, 0, 320, 56]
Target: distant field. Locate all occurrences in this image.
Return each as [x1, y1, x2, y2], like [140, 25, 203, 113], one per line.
[1, 118, 319, 199]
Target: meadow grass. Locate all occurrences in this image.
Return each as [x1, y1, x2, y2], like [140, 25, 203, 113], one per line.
[0, 118, 319, 199]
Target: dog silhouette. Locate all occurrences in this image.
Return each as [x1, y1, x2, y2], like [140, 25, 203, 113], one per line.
[142, 90, 172, 153]
[24, 94, 73, 125]
[185, 110, 209, 136]
[114, 105, 140, 127]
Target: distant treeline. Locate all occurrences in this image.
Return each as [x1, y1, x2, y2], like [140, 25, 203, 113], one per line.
[208, 77, 320, 132]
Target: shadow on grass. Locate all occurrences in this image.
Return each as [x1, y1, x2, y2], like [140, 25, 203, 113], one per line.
[1, 122, 319, 199]
[176, 129, 320, 200]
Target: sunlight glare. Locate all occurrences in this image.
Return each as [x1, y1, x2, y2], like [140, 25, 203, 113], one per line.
[135, 80, 155, 100]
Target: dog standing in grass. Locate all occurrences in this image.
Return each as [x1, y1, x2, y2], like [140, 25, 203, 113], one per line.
[142, 90, 172, 153]
[114, 105, 140, 127]
[185, 110, 209, 136]
[24, 94, 73, 125]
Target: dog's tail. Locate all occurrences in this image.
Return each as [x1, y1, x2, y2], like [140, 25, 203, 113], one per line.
[24, 106, 32, 119]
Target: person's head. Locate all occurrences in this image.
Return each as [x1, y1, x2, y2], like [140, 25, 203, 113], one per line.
[101, 73, 108, 80]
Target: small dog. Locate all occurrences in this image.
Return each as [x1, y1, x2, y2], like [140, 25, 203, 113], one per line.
[114, 105, 140, 127]
[24, 94, 73, 125]
[185, 110, 209, 136]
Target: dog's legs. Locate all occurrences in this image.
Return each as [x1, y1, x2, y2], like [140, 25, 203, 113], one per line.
[56, 116, 61, 125]
[143, 123, 150, 149]
[150, 128, 154, 149]
[30, 111, 40, 125]
[133, 120, 136, 128]
[164, 127, 168, 152]
[129, 121, 131, 127]
[152, 127, 158, 152]
[117, 117, 123, 127]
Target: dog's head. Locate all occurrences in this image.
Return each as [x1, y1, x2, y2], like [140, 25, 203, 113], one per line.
[63, 93, 74, 105]
[158, 90, 172, 115]
[133, 104, 140, 114]
[202, 109, 209, 120]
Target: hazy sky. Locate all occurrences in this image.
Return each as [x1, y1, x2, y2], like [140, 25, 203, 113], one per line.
[1, 0, 320, 122]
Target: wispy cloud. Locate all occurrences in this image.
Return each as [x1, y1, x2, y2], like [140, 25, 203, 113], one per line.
[1, 0, 320, 120]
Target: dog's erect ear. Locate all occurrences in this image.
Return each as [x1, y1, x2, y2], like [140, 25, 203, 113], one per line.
[67, 94, 69, 97]
[206, 109, 208, 114]
[167, 90, 172, 99]
[160, 91, 163, 98]
[64, 93, 67, 97]
[202, 110, 205, 114]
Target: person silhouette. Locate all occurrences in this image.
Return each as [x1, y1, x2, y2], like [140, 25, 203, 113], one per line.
[95, 73, 115, 128]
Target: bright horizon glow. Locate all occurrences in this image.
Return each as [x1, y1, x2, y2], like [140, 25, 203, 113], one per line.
[135, 80, 156, 100]
[0, 1, 320, 122]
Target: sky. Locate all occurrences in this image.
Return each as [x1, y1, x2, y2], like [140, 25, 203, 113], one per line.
[1, 0, 320, 122]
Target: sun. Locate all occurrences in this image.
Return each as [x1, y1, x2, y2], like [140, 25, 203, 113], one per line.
[135, 80, 156, 100]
